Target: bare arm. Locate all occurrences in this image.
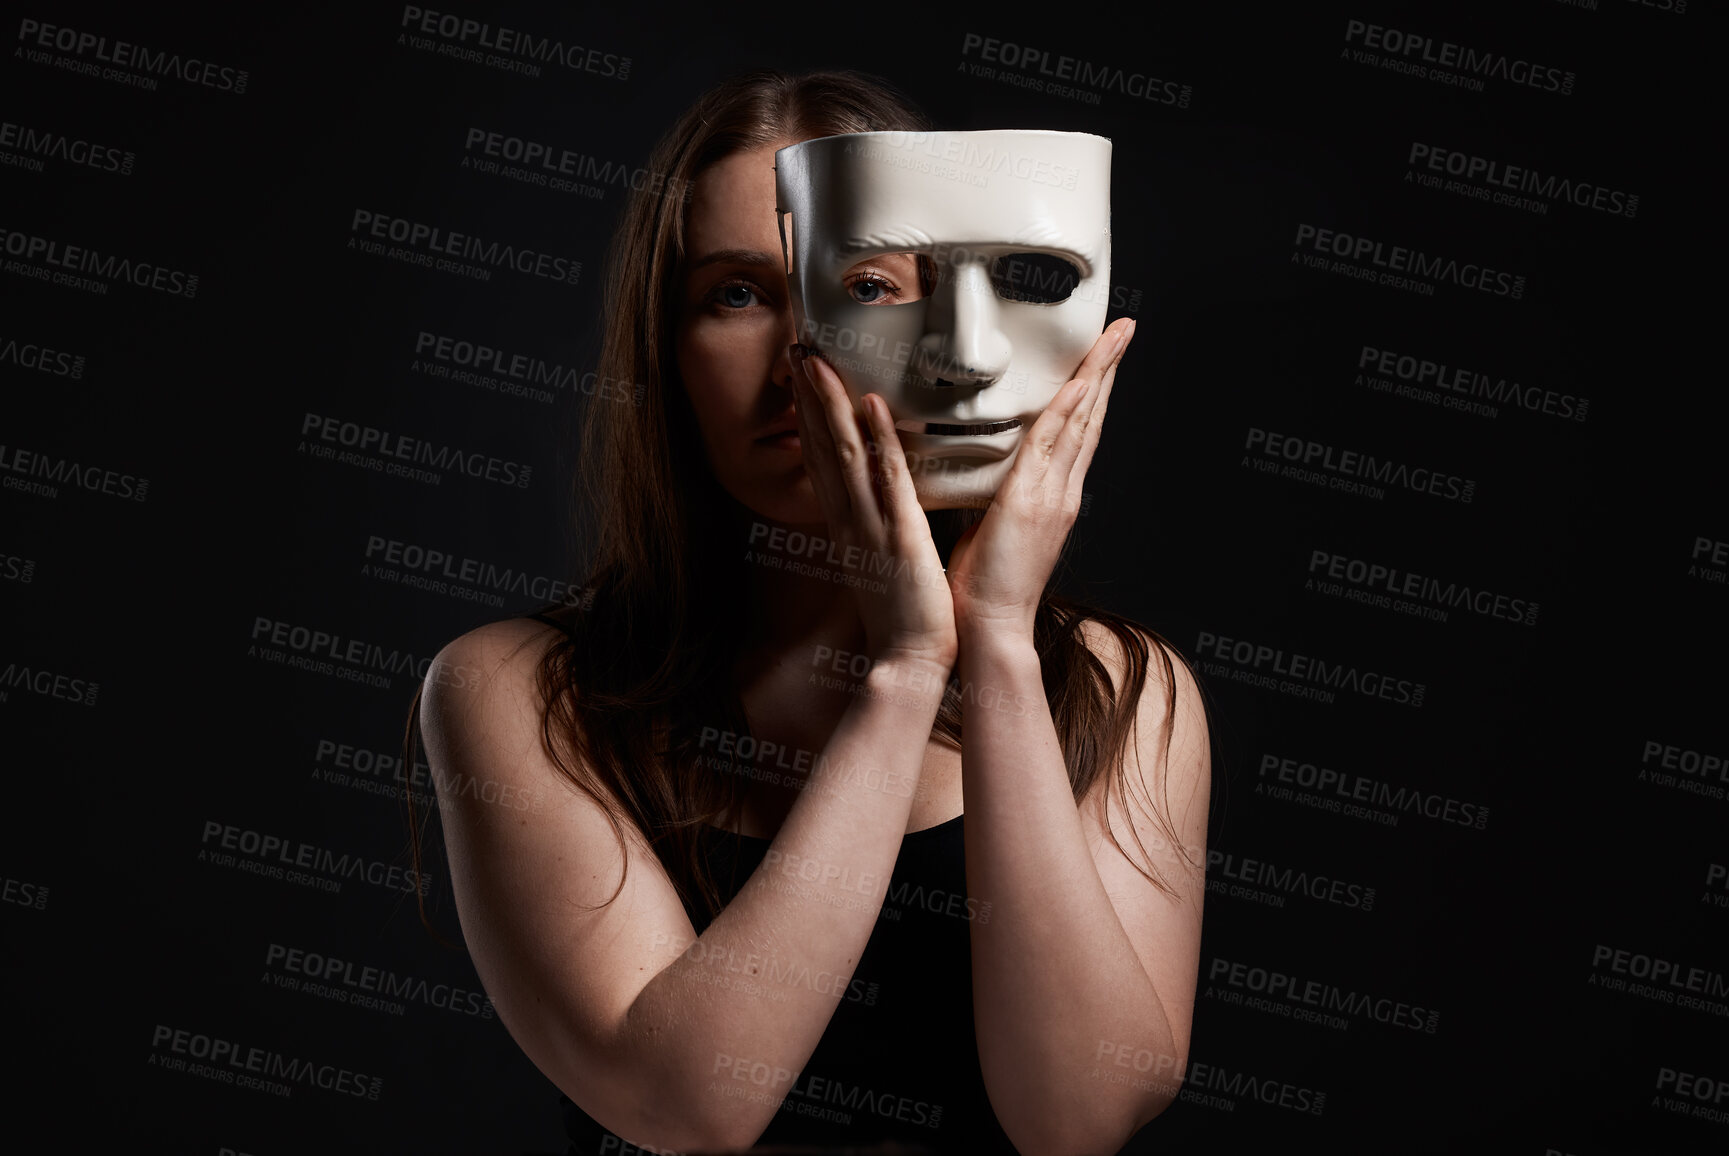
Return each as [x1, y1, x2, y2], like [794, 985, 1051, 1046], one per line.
[961, 622, 1211, 1155]
[420, 617, 950, 1152]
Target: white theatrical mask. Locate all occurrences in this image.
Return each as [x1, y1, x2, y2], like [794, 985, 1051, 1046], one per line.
[775, 129, 1111, 509]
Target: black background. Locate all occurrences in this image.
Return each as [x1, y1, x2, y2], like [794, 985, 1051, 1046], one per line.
[2, 2, 1721, 1153]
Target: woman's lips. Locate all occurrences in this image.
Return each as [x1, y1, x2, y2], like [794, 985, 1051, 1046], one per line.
[755, 430, 801, 449]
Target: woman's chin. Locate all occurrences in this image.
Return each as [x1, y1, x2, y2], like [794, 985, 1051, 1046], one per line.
[905, 452, 1012, 512]
[734, 489, 826, 531]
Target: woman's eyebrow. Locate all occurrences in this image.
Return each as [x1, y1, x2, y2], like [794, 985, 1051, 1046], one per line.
[687, 247, 781, 271]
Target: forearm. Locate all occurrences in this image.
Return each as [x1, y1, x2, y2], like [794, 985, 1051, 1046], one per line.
[615, 654, 950, 1149]
[959, 629, 1174, 1154]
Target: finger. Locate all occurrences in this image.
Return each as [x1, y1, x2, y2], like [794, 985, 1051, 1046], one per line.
[1066, 368, 1117, 502]
[862, 392, 922, 535]
[1024, 321, 1127, 465]
[1068, 318, 1132, 435]
[1049, 319, 1134, 481]
[1079, 319, 1131, 445]
[789, 348, 850, 522]
[1085, 320, 1129, 435]
[805, 353, 883, 525]
[1064, 320, 1134, 504]
[976, 318, 1132, 518]
[1022, 364, 1094, 479]
[981, 375, 1075, 524]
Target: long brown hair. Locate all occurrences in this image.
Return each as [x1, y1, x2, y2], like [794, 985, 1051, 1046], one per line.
[403, 69, 1209, 937]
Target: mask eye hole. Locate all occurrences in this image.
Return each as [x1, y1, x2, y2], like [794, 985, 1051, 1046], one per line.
[990, 253, 1081, 304]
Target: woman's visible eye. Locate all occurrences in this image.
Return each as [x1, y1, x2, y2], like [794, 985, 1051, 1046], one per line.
[840, 253, 923, 306]
[707, 280, 762, 310]
[845, 272, 902, 305]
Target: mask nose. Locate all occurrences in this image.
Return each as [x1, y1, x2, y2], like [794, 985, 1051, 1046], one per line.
[910, 258, 1013, 391]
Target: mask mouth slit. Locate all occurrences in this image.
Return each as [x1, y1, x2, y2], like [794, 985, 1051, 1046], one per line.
[893, 418, 1023, 437]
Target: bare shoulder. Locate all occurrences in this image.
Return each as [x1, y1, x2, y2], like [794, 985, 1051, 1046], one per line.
[1074, 616, 1211, 871]
[421, 617, 562, 735]
[416, 615, 581, 819]
[426, 615, 563, 696]
[1075, 616, 1208, 751]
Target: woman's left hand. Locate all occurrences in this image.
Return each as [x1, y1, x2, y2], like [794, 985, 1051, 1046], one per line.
[946, 317, 1135, 642]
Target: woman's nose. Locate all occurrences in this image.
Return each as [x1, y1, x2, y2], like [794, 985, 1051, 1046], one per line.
[910, 259, 1013, 390]
[774, 307, 801, 389]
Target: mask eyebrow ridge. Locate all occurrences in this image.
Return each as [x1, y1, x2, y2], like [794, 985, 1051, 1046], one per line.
[836, 229, 934, 256]
[837, 234, 1095, 279]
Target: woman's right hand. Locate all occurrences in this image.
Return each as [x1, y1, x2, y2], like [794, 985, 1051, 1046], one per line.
[790, 346, 958, 673]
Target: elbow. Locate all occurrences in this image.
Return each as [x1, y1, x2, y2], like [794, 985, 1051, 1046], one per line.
[605, 1017, 783, 1150]
[534, 980, 791, 1152]
[998, 1117, 1122, 1156]
[608, 1121, 765, 1155]
[572, 1085, 769, 1156]
[1067, 1111, 1172, 1156]
[1128, 1084, 1179, 1135]
[1002, 1091, 1177, 1156]
[561, 1044, 776, 1154]
[646, 1105, 773, 1155]
[1118, 1061, 1183, 1139]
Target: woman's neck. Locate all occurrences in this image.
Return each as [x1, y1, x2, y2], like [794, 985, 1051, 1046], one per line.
[721, 502, 871, 658]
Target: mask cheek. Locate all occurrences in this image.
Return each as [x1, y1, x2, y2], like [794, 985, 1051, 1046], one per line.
[805, 288, 925, 399]
[1005, 294, 1108, 410]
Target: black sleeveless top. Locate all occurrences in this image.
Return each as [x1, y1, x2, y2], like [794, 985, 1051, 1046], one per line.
[523, 613, 1018, 1154]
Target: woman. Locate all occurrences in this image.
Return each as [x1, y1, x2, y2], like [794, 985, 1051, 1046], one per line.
[407, 69, 1212, 1155]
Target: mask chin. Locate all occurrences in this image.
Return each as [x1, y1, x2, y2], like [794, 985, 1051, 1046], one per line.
[909, 452, 1014, 512]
